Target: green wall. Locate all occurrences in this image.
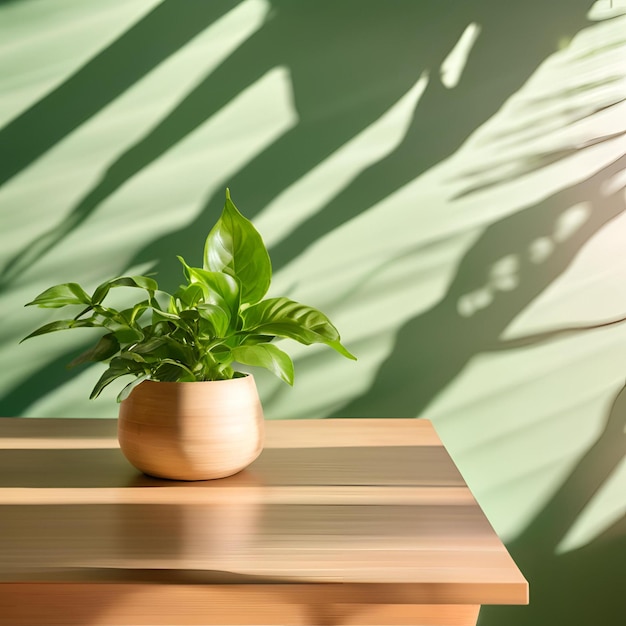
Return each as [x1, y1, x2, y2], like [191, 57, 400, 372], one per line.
[1, 1, 625, 624]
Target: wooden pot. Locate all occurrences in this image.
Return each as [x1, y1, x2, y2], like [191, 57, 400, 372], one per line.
[118, 376, 264, 481]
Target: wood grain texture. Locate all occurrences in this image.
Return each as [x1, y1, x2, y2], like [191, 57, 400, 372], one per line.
[0, 418, 528, 625]
[118, 377, 264, 480]
[0, 584, 481, 625]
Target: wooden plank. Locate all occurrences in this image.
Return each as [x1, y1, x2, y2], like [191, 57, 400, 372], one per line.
[0, 418, 528, 610]
[0, 418, 442, 448]
[0, 501, 525, 594]
[0, 417, 118, 448]
[0, 583, 486, 625]
[263, 419, 443, 448]
[0, 444, 465, 489]
[0, 485, 476, 505]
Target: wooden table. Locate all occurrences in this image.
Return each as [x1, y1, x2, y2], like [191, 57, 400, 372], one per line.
[0, 418, 527, 625]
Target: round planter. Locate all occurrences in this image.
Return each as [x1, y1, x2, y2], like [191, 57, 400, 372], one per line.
[118, 376, 264, 481]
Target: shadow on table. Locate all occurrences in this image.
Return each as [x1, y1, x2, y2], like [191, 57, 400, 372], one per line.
[0, 445, 459, 488]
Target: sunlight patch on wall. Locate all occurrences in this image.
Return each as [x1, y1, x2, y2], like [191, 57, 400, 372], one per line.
[255, 72, 429, 247]
[0, 0, 161, 126]
[0, 0, 271, 258]
[424, 326, 626, 541]
[440, 22, 481, 89]
[556, 455, 626, 553]
[4, 64, 296, 416]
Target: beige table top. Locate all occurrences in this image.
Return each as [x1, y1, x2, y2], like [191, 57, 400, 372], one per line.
[0, 418, 527, 625]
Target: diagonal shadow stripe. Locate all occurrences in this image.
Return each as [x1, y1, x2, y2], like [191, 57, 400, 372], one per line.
[0, 0, 602, 413]
[478, 381, 626, 626]
[0, 340, 95, 417]
[334, 150, 626, 418]
[266, 0, 596, 272]
[1, 0, 475, 293]
[0, 0, 241, 187]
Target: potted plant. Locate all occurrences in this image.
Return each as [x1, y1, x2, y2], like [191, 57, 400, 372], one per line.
[22, 189, 355, 480]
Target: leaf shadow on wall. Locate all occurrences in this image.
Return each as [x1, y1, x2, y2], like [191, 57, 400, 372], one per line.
[264, 0, 607, 271]
[0, 0, 595, 295]
[0, 0, 244, 293]
[0, 0, 601, 416]
[334, 145, 626, 419]
[129, 0, 597, 287]
[0, 0, 242, 188]
[0, 344, 91, 417]
[478, 382, 626, 626]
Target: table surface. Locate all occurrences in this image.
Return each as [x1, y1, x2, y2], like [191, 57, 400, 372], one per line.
[0, 418, 527, 624]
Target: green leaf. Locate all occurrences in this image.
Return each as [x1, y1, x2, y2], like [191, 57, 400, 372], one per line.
[21, 318, 99, 342]
[119, 351, 148, 364]
[231, 343, 294, 385]
[153, 359, 196, 382]
[68, 333, 120, 367]
[25, 283, 91, 308]
[179, 309, 200, 322]
[92, 275, 158, 305]
[211, 346, 234, 367]
[21, 188, 356, 399]
[153, 305, 180, 322]
[325, 339, 358, 361]
[128, 336, 168, 356]
[90, 359, 134, 399]
[161, 337, 196, 365]
[218, 365, 235, 378]
[239, 334, 274, 345]
[101, 319, 144, 344]
[242, 297, 356, 359]
[197, 303, 230, 337]
[178, 257, 239, 328]
[117, 374, 151, 402]
[151, 320, 175, 337]
[120, 300, 151, 326]
[174, 283, 204, 309]
[203, 189, 271, 305]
